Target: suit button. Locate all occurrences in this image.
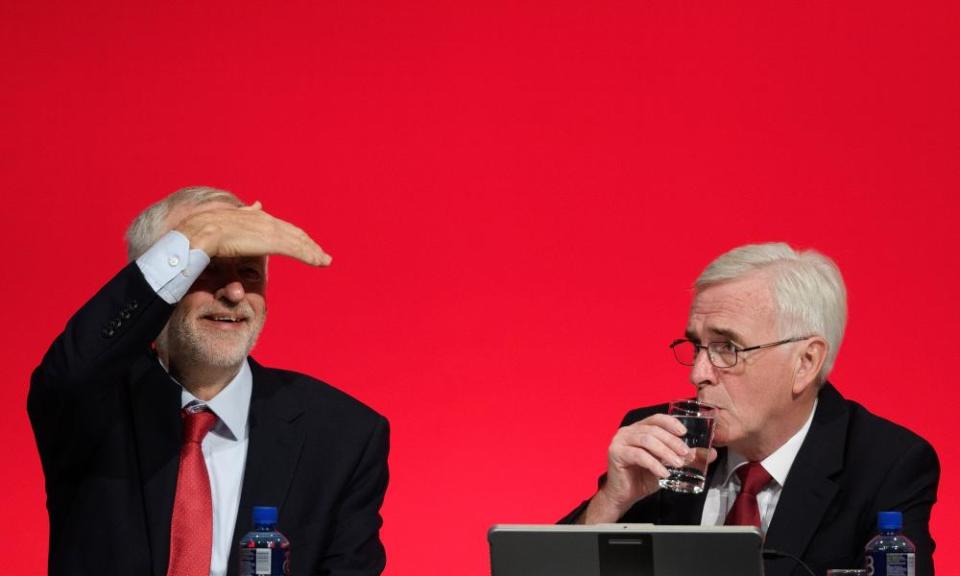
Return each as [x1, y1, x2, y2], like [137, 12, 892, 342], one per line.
[101, 327, 116, 338]
[120, 309, 132, 320]
[129, 300, 139, 310]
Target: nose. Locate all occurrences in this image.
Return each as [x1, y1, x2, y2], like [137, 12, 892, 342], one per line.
[689, 345, 718, 389]
[216, 280, 246, 303]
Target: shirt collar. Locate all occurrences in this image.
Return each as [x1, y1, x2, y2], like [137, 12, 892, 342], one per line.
[721, 398, 819, 488]
[176, 359, 252, 442]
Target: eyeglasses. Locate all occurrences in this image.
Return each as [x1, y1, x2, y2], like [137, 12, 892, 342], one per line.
[669, 336, 811, 368]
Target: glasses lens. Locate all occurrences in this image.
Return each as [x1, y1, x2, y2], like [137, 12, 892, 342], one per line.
[709, 342, 738, 368]
[671, 340, 696, 365]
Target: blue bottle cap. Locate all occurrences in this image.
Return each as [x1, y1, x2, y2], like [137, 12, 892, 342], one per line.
[877, 511, 902, 531]
[253, 506, 278, 525]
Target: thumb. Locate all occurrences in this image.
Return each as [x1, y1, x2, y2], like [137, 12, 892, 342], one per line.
[706, 447, 719, 464]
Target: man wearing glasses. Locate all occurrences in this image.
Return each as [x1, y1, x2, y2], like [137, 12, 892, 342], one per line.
[561, 243, 939, 575]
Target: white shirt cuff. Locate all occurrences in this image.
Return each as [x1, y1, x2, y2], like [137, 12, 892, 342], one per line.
[135, 231, 210, 304]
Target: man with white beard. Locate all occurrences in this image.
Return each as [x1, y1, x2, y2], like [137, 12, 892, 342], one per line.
[29, 186, 389, 576]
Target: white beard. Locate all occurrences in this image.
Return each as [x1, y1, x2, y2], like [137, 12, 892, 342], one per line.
[157, 302, 266, 369]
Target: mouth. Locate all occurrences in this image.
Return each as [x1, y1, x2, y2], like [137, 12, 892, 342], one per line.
[695, 396, 724, 412]
[200, 313, 249, 328]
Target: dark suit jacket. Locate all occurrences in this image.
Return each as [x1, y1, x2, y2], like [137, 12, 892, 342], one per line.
[560, 384, 939, 576]
[29, 262, 389, 576]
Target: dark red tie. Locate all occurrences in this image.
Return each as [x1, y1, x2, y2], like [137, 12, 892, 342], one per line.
[167, 408, 217, 576]
[724, 462, 772, 529]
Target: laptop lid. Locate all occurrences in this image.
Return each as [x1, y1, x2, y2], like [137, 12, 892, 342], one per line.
[488, 524, 764, 576]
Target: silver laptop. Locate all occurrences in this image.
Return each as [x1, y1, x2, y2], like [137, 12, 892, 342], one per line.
[488, 524, 764, 576]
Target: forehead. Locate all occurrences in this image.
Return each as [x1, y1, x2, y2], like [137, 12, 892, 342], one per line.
[206, 255, 267, 268]
[687, 272, 777, 340]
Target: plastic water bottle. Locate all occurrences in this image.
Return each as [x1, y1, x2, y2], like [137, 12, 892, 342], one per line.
[864, 511, 915, 576]
[238, 506, 291, 576]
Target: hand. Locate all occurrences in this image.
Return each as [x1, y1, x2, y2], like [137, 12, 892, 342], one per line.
[581, 413, 718, 524]
[174, 201, 332, 266]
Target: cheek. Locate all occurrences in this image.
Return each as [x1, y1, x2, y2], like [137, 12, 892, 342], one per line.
[175, 292, 210, 314]
[249, 296, 267, 317]
[727, 380, 781, 434]
[715, 382, 750, 427]
[166, 306, 190, 329]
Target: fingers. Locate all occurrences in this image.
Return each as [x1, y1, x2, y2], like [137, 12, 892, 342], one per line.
[644, 413, 688, 437]
[625, 415, 691, 459]
[615, 431, 684, 474]
[176, 202, 332, 266]
[267, 217, 332, 266]
[706, 447, 719, 464]
[616, 444, 673, 479]
[609, 414, 691, 477]
[600, 412, 711, 514]
[599, 414, 694, 511]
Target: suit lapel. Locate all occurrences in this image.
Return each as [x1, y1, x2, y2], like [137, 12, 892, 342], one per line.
[763, 385, 848, 576]
[227, 359, 306, 576]
[130, 355, 182, 576]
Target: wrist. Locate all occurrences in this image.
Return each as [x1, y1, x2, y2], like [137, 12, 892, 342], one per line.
[582, 489, 627, 524]
[179, 223, 220, 257]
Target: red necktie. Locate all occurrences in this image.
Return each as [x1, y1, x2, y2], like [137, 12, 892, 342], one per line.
[167, 408, 217, 576]
[724, 462, 772, 529]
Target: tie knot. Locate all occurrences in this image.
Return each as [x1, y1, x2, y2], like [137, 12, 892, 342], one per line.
[182, 408, 217, 444]
[735, 462, 772, 496]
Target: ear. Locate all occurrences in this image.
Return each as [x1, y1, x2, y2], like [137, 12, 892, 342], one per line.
[792, 337, 828, 395]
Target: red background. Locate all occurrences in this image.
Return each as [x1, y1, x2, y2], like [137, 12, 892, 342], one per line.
[2, 1, 956, 574]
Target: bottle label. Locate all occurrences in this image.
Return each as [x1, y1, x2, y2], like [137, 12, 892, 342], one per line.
[239, 546, 290, 575]
[865, 552, 915, 576]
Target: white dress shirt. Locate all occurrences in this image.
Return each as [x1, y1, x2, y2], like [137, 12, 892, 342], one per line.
[136, 230, 210, 305]
[137, 230, 251, 576]
[179, 365, 251, 576]
[700, 399, 818, 533]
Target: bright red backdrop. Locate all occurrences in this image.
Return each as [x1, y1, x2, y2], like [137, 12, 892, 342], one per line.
[2, 1, 956, 574]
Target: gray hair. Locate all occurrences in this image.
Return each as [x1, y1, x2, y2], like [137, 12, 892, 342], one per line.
[695, 242, 847, 381]
[125, 186, 243, 261]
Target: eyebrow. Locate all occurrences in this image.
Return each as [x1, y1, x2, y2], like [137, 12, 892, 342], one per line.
[210, 256, 264, 266]
[685, 326, 744, 344]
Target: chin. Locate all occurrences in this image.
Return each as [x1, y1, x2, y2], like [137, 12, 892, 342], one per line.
[201, 353, 247, 368]
[199, 346, 250, 367]
[711, 424, 737, 448]
[165, 318, 262, 368]
[182, 336, 251, 367]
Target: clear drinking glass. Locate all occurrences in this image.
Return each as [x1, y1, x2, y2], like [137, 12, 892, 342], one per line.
[657, 399, 716, 494]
